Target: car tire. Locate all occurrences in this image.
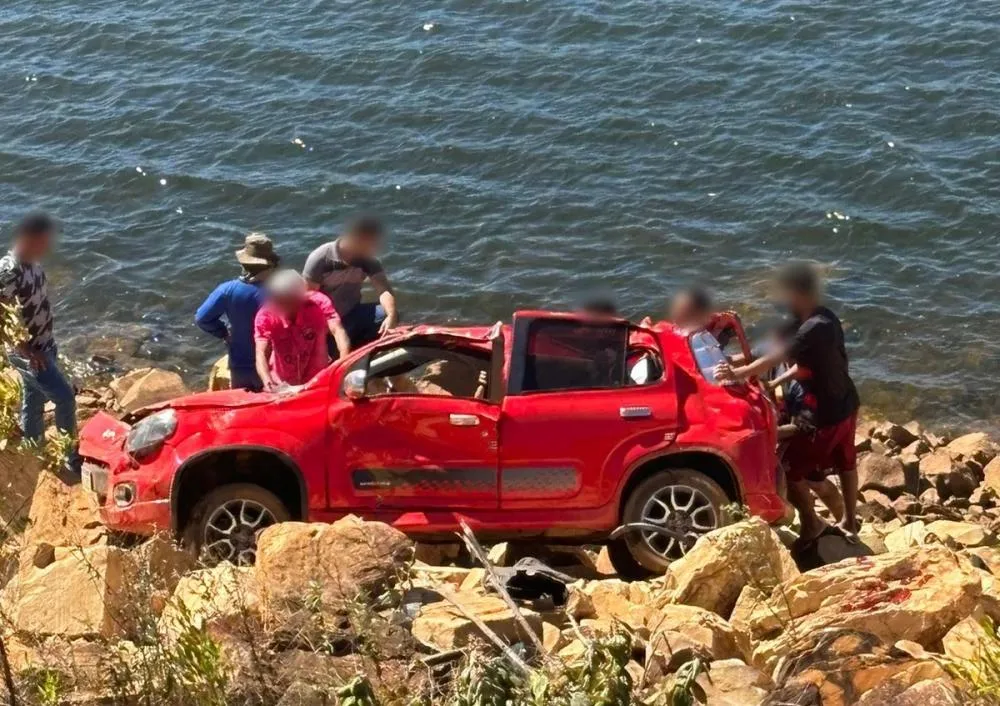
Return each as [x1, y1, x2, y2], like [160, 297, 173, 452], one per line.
[183, 483, 291, 566]
[607, 469, 730, 580]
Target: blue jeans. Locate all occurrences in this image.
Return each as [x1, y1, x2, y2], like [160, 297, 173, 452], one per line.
[332, 303, 386, 357]
[9, 348, 77, 442]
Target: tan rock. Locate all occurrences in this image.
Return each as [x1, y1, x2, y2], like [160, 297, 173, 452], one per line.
[413, 543, 462, 566]
[207, 355, 231, 391]
[884, 521, 927, 552]
[738, 547, 981, 671]
[924, 520, 995, 548]
[947, 432, 997, 466]
[3, 545, 128, 639]
[410, 563, 471, 591]
[965, 546, 1000, 576]
[24, 470, 105, 550]
[159, 562, 262, 642]
[942, 611, 990, 662]
[919, 450, 978, 500]
[111, 368, 188, 414]
[858, 453, 911, 496]
[542, 621, 566, 653]
[695, 658, 772, 706]
[459, 568, 487, 593]
[857, 677, 961, 706]
[646, 604, 744, 675]
[0, 448, 41, 534]
[984, 456, 1000, 495]
[767, 629, 949, 706]
[255, 517, 412, 620]
[569, 578, 654, 629]
[595, 546, 617, 576]
[658, 519, 798, 617]
[411, 593, 541, 650]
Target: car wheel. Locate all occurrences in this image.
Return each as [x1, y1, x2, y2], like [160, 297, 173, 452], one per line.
[184, 483, 291, 566]
[608, 469, 730, 579]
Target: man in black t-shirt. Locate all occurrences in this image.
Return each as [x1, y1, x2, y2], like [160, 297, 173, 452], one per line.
[715, 263, 860, 546]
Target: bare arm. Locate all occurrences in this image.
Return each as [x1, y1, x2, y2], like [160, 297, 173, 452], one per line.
[767, 363, 799, 390]
[370, 272, 398, 334]
[255, 339, 275, 391]
[716, 347, 785, 383]
[328, 319, 352, 360]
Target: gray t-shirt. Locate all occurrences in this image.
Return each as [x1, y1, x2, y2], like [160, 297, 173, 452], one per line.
[302, 240, 384, 317]
[0, 251, 55, 352]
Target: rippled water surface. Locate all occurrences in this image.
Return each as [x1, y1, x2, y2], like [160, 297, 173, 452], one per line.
[1, 0, 998, 430]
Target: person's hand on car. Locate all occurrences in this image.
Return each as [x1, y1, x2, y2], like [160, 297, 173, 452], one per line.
[379, 314, 397, 337]
[714, 362, 738, 383]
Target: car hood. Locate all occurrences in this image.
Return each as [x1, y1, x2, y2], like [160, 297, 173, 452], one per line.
[132, 386, 303, 417]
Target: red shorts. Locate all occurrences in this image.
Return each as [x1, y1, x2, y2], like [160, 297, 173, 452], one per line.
[784, 412, 858, 483]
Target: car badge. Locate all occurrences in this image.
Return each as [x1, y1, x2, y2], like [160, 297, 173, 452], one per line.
[102, 430, 116, 441]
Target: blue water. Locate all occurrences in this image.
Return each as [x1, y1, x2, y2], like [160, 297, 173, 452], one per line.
[1, 0, 998, 430]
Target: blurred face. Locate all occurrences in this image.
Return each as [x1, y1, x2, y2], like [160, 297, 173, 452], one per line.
[272, 292, 303, 316]
[669, 292, 704, 327]
[343, 231, 381, 260]
[16, 231, 53, 261]
[779, 285, 812, 316]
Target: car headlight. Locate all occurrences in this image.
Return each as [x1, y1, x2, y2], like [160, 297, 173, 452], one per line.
[126, 409, 177, 460]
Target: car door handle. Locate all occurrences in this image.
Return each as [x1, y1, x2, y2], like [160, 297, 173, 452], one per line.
[449, 413, 480, 426]
[620, 406, 652, 419]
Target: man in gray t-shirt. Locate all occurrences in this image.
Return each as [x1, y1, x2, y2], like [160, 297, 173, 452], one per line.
[302, 216, 398, 353]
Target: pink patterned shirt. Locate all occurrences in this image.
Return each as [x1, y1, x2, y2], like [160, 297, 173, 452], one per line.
[254, 291, 336, 385]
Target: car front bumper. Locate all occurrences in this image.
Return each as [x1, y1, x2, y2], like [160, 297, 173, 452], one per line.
[78, 411, 174, 536]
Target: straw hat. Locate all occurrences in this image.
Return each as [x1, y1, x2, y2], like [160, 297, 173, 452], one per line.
[235, 232, 280, 267]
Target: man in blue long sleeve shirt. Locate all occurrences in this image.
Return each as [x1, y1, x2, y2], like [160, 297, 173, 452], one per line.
[196, 233, 279, 391]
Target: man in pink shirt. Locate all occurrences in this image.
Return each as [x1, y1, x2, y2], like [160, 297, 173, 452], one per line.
[254, 270, 350, 390]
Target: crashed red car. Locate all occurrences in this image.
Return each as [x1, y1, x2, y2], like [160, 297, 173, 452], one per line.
[79, 310, 783, 577]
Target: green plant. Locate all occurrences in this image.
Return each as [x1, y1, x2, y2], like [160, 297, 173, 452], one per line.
[338, 675, 381, 706]
[449, 652, 522, 706]
[946, 617, 1000, 701]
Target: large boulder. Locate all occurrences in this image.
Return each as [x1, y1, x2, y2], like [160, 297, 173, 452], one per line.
[735, 547, 981, 671]
[657, 519, 798, 617]
[110, 368, 188, 414]
[924, 520, 995, 548]
[762, 629, 948, 706]
[2, 546, 129, 639]
[411, 593, 542, 650]
[857, 453, 915, 498]
[24, 470, 105, 551]
[946, 432, 997, 467]
[566, 578, 656, 629]
[695, 659, 772, 706]
[918, 451, 978, 500]
[645, 604, 745, 676]
[255, 518, 412, 621]
[208, 355, 231, 391]
[984, 456, 1000, 496]
[159, 562, 263, 643]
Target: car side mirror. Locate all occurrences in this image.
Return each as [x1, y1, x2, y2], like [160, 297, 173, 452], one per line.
[343, 369, 367, 400]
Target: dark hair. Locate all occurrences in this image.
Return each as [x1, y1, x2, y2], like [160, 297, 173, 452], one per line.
[347, 215, 384, 239]
[777, 262, 819, 296]
[581, 298, 618, 316]
[17, 212, 56, 238]
[680, 285, 713, 314]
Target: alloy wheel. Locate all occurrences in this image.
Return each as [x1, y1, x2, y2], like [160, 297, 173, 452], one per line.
[203, 499, 277, 565]
[639, 484, 718, 559]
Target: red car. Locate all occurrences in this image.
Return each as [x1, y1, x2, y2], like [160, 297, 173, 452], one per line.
[79, 310, 783, 577]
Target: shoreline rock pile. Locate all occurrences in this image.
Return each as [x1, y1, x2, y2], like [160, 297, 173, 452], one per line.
[0, 360, 997, 704]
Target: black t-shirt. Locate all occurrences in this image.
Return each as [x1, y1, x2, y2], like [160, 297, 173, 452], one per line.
[786, 306, 860, 427]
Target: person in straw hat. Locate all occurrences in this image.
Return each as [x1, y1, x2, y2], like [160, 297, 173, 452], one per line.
[196, 232, 280, 391]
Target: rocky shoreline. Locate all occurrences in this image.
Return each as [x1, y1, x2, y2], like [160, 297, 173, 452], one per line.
[0, 363, 997, 704]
